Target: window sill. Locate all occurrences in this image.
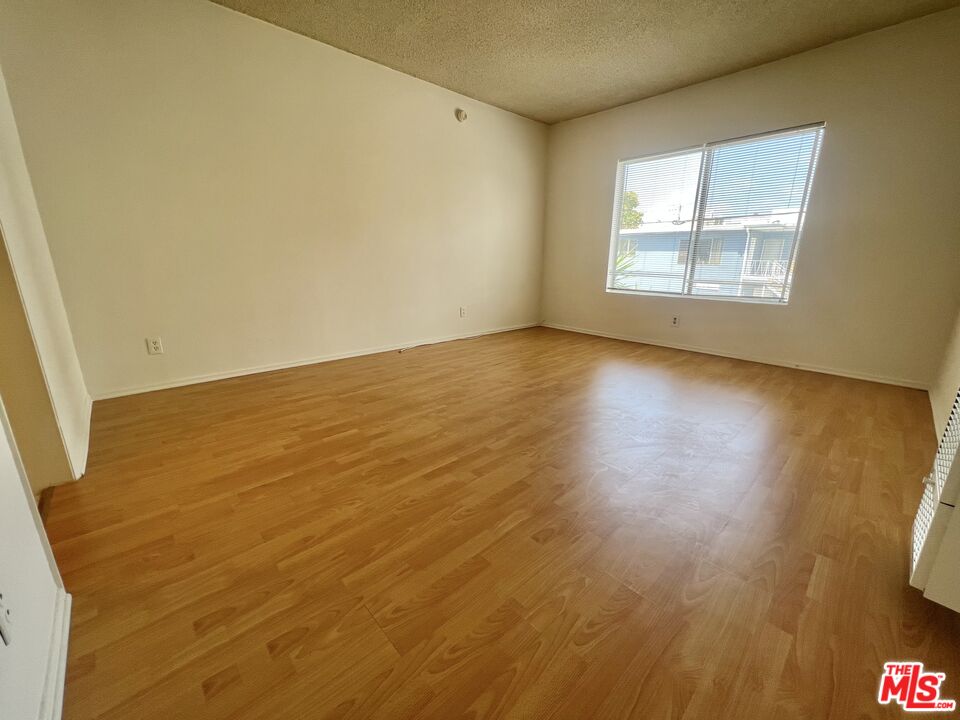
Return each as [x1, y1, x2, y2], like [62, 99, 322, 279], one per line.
[604, 287, 791, 306]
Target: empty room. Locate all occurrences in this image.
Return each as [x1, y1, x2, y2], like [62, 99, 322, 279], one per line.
[2, 1, 960, 718]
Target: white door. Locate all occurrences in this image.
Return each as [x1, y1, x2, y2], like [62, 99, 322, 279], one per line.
[0, 395, 70, 720]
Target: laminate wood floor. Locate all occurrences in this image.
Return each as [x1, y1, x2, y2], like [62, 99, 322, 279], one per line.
[45, 328, 960, 719]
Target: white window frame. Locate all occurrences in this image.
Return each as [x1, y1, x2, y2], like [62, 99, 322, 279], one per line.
[605, 123, 824, 305]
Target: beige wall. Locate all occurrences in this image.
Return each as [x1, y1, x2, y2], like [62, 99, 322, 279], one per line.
[0, 65, 90, 479]
[2, 0, 958, 417]
[931, 307, 960, 438]
[542, 9, 960, 388]
[0, 0, 547, 399]
[0, 232, 73, 493]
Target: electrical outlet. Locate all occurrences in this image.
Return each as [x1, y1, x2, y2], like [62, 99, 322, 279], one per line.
[459, 306, 466, 318]
[146, 337, 164, 355]
[671, 316, 679, 328]
[0, 592, 11, 647]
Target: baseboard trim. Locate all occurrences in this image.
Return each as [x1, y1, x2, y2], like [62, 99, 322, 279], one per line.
[92, 320, 927, 399]
[93, 323, 540, 400]
[38, 589, 71, 720]
[71, 393, 92, 479]
[542, 322, 929, 390]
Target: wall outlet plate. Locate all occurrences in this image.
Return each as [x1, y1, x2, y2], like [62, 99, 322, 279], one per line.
[671, 316, 679, 327]
[146, 337, 164, 355]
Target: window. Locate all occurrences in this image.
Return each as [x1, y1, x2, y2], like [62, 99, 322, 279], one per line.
[607, 124, 824, 303]
[677, 237, 722, 266]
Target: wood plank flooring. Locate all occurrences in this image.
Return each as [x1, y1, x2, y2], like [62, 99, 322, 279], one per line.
[45, 327, 960, 719]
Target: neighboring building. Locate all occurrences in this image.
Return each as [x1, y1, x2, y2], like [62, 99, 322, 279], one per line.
[612, 222, 797, 299]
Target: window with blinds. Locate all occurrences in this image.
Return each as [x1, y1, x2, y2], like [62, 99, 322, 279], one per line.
[607, 124, 824, 303]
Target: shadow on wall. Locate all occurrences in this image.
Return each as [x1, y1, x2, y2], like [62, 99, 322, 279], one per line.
[0, 229, 72, 494]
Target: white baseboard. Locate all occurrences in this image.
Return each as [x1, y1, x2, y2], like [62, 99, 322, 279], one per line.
[38, 589, 71, 720]
[542, 322, 929, 390]
[67, 393, 92, 480]
[91, 320, 927, 400]
[93, 322, 539, 400]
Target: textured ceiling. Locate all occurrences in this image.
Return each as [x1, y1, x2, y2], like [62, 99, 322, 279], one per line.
[209, 0, 960, 123]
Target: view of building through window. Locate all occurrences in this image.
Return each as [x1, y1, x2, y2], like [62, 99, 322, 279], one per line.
[607, 124, 824, 302]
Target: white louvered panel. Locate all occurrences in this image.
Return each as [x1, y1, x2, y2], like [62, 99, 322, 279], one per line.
[912, 480, 936, 570]
[924, 508, 960, 613]
[910, 479, 952, 590]
[910, 385, 960, 609]
[936, 393, 960, 504]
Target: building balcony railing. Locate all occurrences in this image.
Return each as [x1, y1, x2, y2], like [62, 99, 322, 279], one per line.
[743, 259, 787, 281]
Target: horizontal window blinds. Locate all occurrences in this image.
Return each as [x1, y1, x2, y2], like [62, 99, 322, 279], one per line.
[608, 124, 824, 303]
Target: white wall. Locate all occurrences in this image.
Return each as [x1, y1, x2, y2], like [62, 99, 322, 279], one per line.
[931, 307, 960, 438]
[541, 9, 960, 388]
[0, 0, 547, 399]
[0, 66, 91, 477]
[0, 396, 69, 720]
